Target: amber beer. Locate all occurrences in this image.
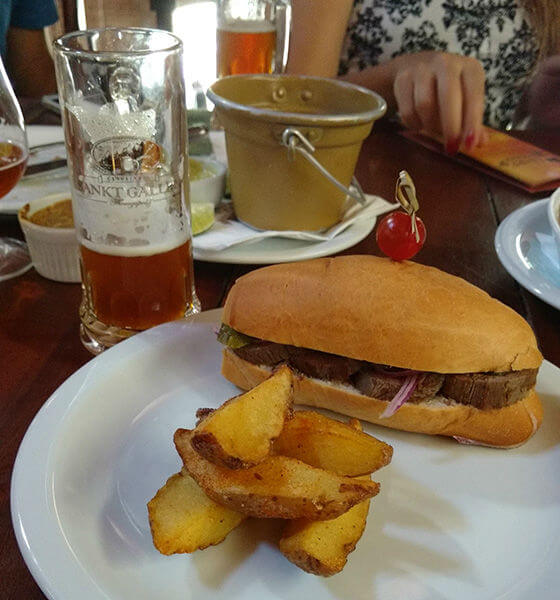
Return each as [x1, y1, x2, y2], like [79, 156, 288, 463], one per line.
[55, 29, 200, 353]
[0, 141, 27, 197]
[80, 239, 196, 331]
[217, 21, 276, 77]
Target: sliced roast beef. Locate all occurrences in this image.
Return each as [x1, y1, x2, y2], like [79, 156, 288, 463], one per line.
[441, 369, 538, 409]
[287, 347, 362, 382]
[352, 368, 445, 402]
[232, 340, 536, 410]
[233, 341, 290, 366]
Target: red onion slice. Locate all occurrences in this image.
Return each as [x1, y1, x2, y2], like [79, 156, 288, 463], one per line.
[453, 436, 478, 445]
[453, 436, 497, 448]
[380, 373, 419, 419]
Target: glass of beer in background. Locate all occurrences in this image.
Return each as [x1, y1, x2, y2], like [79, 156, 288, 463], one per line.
[54, 28, 200, 354]
[217, 0, 290, 77]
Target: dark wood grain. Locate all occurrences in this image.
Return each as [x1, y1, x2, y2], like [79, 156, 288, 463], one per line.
[1, 123, 559, 599]
[355, 131, 527, 313]
[59, 0, 79, 33]
[483, 129, 560, 369]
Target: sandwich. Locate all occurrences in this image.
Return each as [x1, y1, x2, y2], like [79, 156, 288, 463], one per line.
[218, 256, 543, 448]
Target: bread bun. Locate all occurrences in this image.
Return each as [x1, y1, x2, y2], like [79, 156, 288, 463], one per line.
[221, 349, 543, 448]
[222, 256, 542, 374]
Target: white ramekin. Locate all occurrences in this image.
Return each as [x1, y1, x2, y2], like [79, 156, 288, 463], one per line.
[18, 192, 80, 283]
[189, 157, 227, 206]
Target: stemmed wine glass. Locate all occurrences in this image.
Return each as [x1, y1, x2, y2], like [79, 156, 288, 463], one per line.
[0, 55, 30, 281]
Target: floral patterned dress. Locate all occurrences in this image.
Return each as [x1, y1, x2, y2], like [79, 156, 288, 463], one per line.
[338, 0, 539, 128]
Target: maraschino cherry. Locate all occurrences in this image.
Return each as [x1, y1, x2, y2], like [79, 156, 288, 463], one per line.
[376, 170, 426, 261]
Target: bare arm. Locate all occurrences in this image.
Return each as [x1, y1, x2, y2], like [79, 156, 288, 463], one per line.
[6, 28, 57, 97]
[286, 0, 401, 110]
[286, 0, 486, 151]
[285, 0, 353, 77]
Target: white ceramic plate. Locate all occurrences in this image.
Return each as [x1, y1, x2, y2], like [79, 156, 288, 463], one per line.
[193, 218, 375, 264]
[495, 198, 560, 311]
[1, 125, 69, 214]
[11, 310, 560, 600]
[26, 124, 65, 147]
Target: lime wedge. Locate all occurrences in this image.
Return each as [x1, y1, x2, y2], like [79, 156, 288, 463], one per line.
[191, 202, 215, 235]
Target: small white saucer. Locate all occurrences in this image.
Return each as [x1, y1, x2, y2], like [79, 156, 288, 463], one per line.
[495, 198, 560, 310]
[193, 216, 375, 264]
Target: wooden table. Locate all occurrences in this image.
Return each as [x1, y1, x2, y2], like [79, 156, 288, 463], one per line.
[1, 122, 559, 599]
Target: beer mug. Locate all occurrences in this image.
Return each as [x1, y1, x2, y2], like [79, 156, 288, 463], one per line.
[216, 0, 290, 77]
[54, 28, 200, 354]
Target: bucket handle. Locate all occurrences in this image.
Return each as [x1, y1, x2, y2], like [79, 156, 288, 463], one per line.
[281, 127, 367, 205]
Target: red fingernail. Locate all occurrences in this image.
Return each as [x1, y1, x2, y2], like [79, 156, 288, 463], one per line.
[445, 137, 460, 156]
[465, 131, 475, 151]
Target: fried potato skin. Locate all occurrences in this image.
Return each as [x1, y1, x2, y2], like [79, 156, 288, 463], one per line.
[147, 470, 245, 555]
[279, 487, 371, 576]
[273, 410, 393, 476]
[279, 420, 372, 575]
[191, 366, 294, 469]
[175, 428, 380, 520]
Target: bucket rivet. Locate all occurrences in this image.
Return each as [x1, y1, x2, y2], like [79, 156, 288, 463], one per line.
[301, 90, 312, 101]
[272, 86, 286, 102]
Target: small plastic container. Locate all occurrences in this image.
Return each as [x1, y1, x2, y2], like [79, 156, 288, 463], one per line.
[18, 192, 80, 283]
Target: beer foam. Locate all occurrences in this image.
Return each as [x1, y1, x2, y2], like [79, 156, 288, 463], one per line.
[68, 100, 156, 143]
[218, 19, 276, 34]
[80, 234, 188, 258]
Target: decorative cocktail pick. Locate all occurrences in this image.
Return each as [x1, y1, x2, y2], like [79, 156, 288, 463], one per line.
[376, 170, 427, 261]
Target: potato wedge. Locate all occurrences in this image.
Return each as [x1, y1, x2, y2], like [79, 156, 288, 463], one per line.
[279, 476, 371, 576]
[175, 428, 380, 520]
[191, 366, 293, 468]
[273, 410, 393, 476]
[147, 469, 245, 555]
[279, 421, 371, 576]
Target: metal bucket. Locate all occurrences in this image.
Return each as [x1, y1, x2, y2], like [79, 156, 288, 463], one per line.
[207, 75, 387, 231]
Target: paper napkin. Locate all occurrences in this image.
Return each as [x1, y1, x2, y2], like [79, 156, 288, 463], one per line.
[193, 194, 398, 252]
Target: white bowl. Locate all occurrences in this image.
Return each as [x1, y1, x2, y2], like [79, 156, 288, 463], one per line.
[18, 192, 80, 283]
[548, 188, 560, 250]
[189, 157, 227, 206]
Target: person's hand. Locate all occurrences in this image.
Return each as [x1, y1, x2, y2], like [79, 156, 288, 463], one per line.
[527, 55, 560, 130]
[390, 51, 487, 154]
